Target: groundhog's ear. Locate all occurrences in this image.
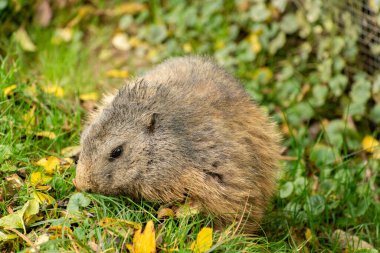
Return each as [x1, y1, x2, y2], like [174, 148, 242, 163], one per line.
[146, 113, 158, 133]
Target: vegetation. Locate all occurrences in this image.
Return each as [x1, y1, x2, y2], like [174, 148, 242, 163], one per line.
[0, 0, 379, 251]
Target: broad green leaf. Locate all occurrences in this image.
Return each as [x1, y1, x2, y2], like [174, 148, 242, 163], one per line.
[279, 182, 294, 198]
[67, 192, 91, 215]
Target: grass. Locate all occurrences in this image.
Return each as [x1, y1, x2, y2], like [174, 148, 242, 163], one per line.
[1, 1, 380, 252]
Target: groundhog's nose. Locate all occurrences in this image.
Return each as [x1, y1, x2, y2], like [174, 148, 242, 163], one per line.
[74, 164, 92, 192]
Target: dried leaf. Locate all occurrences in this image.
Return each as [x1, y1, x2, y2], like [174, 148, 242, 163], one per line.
[175, 202, 201, 218]
[112, 3, 146, 16]
[190, 227, 213, 253]
[35, 131, 56, 139]
[132, 220, 156, 253]
[30, 172, 53, 186]
[333, 229, 374, 250]
[0, 231, 18, 242]
[14, 28, 37, 52]
[5, 174, 24, 189]
[33, 192, 56, 205]
[61, 145, 81, 158]
[41, 84, 64, 97]
[80, 92, 99, 101]
[67, 5, 95, 27]
[112, 33, 131, 51]
[99, 217, 141, 230]
[23, 105, 36, 127]
[51, 28, 73, 44]
[3, 84, 17, 96]
[157, 208, 175, 219]
[106, 69, 129, 78]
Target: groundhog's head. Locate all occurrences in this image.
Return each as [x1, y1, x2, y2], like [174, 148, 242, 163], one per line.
[74, 83, 192, 202]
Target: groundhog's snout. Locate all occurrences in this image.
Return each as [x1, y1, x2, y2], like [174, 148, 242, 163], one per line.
[73, 163, 92, 192]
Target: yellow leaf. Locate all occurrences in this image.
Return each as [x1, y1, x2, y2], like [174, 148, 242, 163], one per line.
[0, 200, 39, 231]
[51, 28, 73, 44]
[190, 227, 213, 253]
[98, 218, 140, 238]
[41, 84, 64, 97]
[23, 105, 36, 126]
[30, 172, 53, 186]
[35, 131, 56, 139]
[112, 3, 147, 16]
[157, 208, 175, 219]
[112, 33, 131, 51]
[248, 33, 262, 54]
[132, 220, 156, 253]
[252, 67, 273, 84]
[3, 84, 17, 96]
[34, 156, 61, 174]
[33, 192, 56, 205]
[67, 5, 95, 27]
[14, 28, 37, 52]
[106, 69, 129, 78]
[61, 145, 81, 158]
[80, 92, 99, 101]
[305, 228, 313, 241]
[183, 43, 192, 53]
[362, 135, 379, 153]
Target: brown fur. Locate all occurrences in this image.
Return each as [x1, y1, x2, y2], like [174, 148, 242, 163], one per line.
[74, 56, 281, 233]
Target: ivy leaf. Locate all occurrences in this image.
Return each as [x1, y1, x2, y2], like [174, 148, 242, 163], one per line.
[67, 192, 91, 215]
[269, 31, 286, 55]
[279, 182, 294, 198]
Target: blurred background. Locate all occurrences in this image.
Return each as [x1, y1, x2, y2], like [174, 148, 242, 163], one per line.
[0, 0, 380, 251]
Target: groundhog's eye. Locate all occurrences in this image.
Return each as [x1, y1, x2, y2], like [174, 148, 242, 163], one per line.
[109, 146, 123, 160]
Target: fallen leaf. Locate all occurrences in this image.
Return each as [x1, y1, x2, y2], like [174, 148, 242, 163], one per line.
[362, 135, 379, 153]
[14, 28, 37, 52]
[132, 220, 156, 253]
[106, 69, 129, 78]
[175, 202, 201, 218]
[41, 84, 64, 97]
[67, 5, 95, 27]
[0, 231, 18, 242]
[35, 131, 56, 139]
[99, 217, 140, 238]
[99, 217, 141, 230]
[5, 174, 24, 189]
[190, 227, 213, 253]
[157, 208, 175, 219]
[333, 229, 374, 250]
[51, 28, 73, 44]
[0, 199, 40, 232]
[252, 67, 273, 84]
[80, 92, 99, 101]
[30, 172, 53, 186]
[305, 228, 313, 241]
[23, 105, 36, 127]
[248, 33, 262, 54]
[34, 156, 60, 174]
[61, 145, 81, 158]
[33, 192, 56, 205]
[112, 33, 131, 51]
[112, 3, 146, 16]
[3, 84, 17, 96]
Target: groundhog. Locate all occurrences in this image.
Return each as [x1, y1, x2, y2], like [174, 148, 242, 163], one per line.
[74, 56, 281, 233]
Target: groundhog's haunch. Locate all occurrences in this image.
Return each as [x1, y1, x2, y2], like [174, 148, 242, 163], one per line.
[74, 56, 281, 232]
